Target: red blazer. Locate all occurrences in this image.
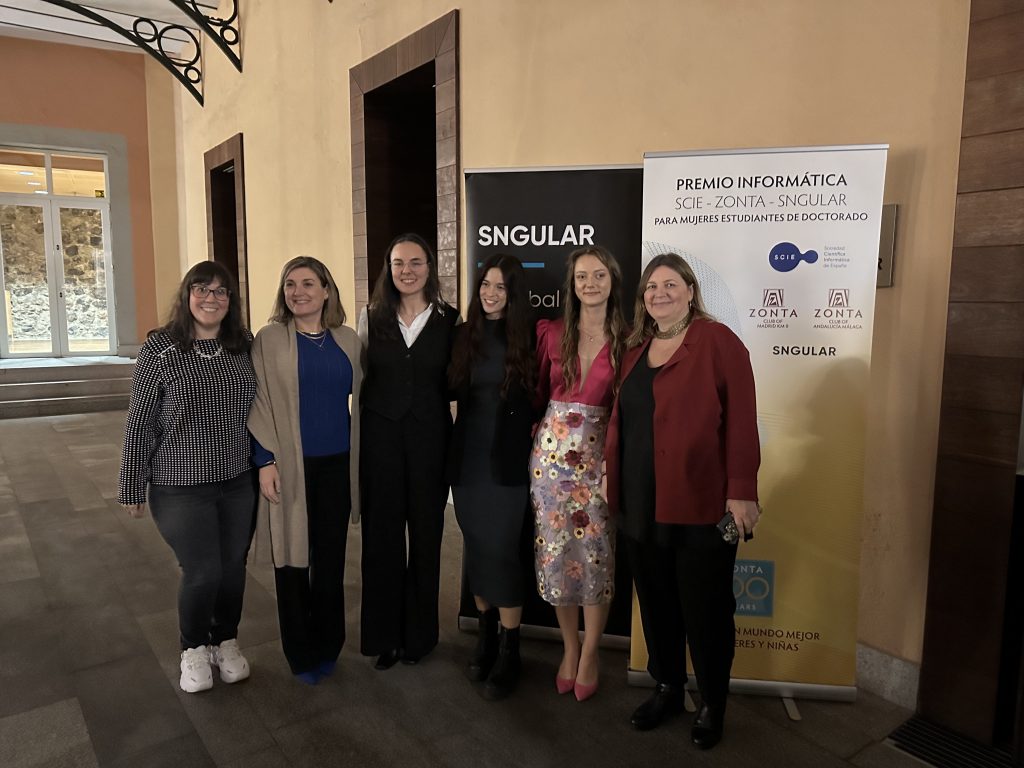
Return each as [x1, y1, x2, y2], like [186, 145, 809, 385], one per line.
[605, 318, 759, 526]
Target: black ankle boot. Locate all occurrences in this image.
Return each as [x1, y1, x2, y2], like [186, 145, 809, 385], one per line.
[466, 608, 499, 681]
[482, 625, 520, 700]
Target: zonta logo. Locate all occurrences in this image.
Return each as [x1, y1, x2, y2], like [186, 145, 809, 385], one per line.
[477, 224, 595, 248]
[749, 288, 796, 329]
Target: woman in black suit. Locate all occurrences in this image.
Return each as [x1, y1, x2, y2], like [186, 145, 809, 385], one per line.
[358, 233, 459, 669]
[448, 253, 536, 700]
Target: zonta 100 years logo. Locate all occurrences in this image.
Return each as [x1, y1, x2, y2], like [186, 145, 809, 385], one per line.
[749, 288, 797, 329]
[813, 288, 863, 330]
[734, 560, 774, 617]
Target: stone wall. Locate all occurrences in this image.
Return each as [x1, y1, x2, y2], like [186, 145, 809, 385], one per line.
[0, 205, 109, 342]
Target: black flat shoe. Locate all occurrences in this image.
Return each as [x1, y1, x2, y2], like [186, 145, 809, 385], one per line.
[691, 703, 723, 749]
[630, 683, 685, 731]
[374, 649, 402, 670]
[400, 654, 421, 666]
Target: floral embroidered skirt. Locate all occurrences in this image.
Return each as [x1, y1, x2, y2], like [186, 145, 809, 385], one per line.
[530, 400, 615, 606]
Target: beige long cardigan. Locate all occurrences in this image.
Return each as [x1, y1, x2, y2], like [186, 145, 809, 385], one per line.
[247, 320, 362, 568]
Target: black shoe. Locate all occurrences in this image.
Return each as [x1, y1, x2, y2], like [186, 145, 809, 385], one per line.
[630, 683, 685, 731]
[466, 608, 499, 682]
[400, 653, 421, 666]
[374, 649, 402, 670]
[691, 704, 723, 749]
[482, 625, 520, 700]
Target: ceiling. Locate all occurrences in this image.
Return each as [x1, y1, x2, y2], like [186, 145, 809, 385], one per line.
[0, 1, 220, 57]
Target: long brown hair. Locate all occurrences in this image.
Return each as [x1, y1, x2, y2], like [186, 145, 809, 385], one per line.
[627, 252, 712, 347]
[559, 245, 627, 394]
[269, 256, 347, 327]
[449, 253, 535, 397]
[155, 261, 249, 354]
[367, 233, 446, 338]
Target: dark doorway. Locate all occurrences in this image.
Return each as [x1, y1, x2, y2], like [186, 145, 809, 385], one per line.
[204, 133, 249, 325]
[363, 62, 438, 297]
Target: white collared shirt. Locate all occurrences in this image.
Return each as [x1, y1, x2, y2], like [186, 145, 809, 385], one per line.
[357, 304, 434, 348]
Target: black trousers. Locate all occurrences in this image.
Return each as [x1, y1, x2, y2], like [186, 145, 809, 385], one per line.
[360, 409, 449, 658]
[149, 471, 256, 650]
[624, 526, 738, 713]
[274, 453, 351, 675]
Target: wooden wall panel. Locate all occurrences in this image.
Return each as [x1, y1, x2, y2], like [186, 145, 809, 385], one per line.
[962, 70, 1024, 137]
[953, 188, 1024, 246]
[948, 246, 1024, 301]
[966, 12, 1024, 80]
[957, 131, 1024, 193]
[941, 355, 1024, 414]
[922, 8, 1024, 753]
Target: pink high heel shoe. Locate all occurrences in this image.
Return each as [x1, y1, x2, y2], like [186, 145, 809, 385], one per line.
[574, 678, 599, 702]
[555, 675, 575, 695]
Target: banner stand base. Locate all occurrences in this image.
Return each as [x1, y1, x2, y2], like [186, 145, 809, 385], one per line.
[457, 615, 630, 649]
[627, 668, 858, 705]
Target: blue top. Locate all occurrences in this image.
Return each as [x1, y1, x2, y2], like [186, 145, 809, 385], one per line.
[252, 331, 353, 464]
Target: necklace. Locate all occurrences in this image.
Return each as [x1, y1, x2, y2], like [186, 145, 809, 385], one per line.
[193, 341, 223, 360]
[578, 324, 604, 344]
[653, 312, 693, 340]
[297, 328, 328, 350]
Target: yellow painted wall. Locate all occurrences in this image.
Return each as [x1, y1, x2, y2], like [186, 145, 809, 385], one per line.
[144, 58, 184, 324]
[177, 0, 970, 665]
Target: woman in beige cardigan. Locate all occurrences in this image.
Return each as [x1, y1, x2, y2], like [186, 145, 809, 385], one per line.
[248, 256, 362, 684]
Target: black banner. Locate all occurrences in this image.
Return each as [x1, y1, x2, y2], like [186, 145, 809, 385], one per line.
[461, 166, 643, 639]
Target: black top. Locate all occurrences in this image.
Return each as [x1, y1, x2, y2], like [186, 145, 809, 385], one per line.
[361, 304, 458, 424]
[118, 330, 257, 505]
[618, 348, 687, 545]
[447, 320, 537, 487]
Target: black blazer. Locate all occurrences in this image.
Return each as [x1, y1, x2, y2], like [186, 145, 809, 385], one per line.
[447, 322, 538, 487]
[361, 304, 458, 424]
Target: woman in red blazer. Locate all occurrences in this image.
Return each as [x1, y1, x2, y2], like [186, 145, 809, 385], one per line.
[605, 252, 760, 750]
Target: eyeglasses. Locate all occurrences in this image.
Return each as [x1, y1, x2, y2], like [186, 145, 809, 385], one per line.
[191, 284, 230, 301]
[390, 259, 428, 271]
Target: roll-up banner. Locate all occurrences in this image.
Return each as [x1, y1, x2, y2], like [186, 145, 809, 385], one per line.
[462, 165, 643, 640]
[637, 145, 888, 698]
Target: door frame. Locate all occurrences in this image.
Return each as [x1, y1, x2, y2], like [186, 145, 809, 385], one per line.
[349, 10, 460, 316]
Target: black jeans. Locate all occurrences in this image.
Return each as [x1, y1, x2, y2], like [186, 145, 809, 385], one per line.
[624, 526, 738, 713]
[149, 470, 256, 650]
[275, 453, 351, 675]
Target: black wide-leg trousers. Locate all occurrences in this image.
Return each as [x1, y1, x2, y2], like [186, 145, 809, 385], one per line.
[274, 453, 351, 675]
[624, 526, 738, 713]
[360, 409, 450, 658]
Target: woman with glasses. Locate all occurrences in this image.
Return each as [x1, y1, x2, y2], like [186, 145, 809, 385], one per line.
[358, 233, 458, 670]
[448, 253, 536, 700]
[118, 261, 257, 694]
[248, 256, 362, 684]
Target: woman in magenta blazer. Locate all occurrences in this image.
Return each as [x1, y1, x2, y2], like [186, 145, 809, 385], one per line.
[605, 252, 760, 750]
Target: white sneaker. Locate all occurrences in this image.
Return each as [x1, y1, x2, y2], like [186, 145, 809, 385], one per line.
[179, 646, 214, 693]
[209, 639, 250, 683]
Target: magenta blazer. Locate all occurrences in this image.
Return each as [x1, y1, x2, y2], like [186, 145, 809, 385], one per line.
[605, 318, 760, 526]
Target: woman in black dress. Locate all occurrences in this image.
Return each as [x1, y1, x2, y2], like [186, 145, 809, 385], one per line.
[448, 253, 536, 700]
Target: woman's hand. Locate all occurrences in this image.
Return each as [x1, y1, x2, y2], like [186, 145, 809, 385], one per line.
[727, 499, 760, 540]
[122, 503, 146, 519]
[259, 464, 282, 504]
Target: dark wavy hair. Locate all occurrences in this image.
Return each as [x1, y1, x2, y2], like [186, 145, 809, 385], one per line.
[367, 233, 446, 338]
[269, 255, 346, 327]
[154, 260, 249, 354]
[449, 253, 535, 397]
[559, 245, 628, 395]
[627, 252, 712, 347]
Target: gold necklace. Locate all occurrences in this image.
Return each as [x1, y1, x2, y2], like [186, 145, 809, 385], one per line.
[578, 324, 604, 344]
[297, 328, 328, 349]
[653, 313, 693, 340]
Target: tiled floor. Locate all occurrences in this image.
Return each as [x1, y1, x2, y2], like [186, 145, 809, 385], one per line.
[0, 411, 925, 768]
